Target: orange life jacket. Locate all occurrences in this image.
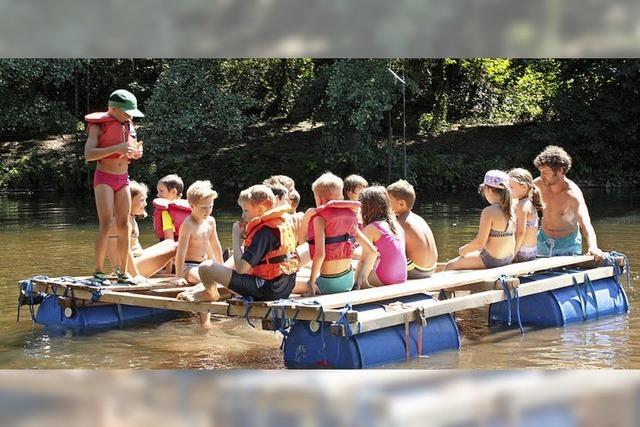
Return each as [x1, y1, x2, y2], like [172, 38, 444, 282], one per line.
[152, 198, 192, 239]
[85, 112, 135, 160]
[307, 200, 360, 260]
[244, 205, 299, 280]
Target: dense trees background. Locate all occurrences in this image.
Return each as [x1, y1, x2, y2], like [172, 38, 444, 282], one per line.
[0, 58, 638, 194]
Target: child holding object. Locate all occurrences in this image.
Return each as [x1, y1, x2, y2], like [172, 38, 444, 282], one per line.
[84, 89, 144, 284]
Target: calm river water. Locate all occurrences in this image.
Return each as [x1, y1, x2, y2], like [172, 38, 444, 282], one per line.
[1, 189, 638, 369]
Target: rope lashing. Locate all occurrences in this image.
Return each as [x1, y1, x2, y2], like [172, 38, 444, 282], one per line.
[498, 274, 524, 335]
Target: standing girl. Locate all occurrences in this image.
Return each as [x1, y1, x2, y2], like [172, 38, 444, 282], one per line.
[84, 89, 144, 283]
[359, 186, 407, 286]
[445, 170, 516, 270]
[509, 168, 543, 262]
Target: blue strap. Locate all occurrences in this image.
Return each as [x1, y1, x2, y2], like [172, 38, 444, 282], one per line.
[277, 307, 290, 349]
[336, 303, 354, 337]
[315, 304, 327, 365]
[605, 251, 631, 286]
[91, 288, 103, 303]
[115, 304, 124, 327]
[512, 286, 524, 335]
[498, 275, 524, 334]
[572, 276, 588, 322]
[584, 273, 599, 319]
[242, 296, 255, 328]
[18, 279, 37, 322]
[497, 275, 512, 326]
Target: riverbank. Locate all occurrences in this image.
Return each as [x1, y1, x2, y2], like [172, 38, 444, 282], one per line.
[2, 121, 638, 195]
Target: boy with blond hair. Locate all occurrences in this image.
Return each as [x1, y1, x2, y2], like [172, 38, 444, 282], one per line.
[179, 185, 299, 318]
[302, 172, 377, 295]
[173, 180, 223, 286]
[387, 180, 438, 279]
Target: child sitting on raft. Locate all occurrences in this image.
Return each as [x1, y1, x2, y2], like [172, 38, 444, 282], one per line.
[359, 186, 407, 286]
[108, 181, 177, 281]
[154, 174, 185, 241]
[84, 89, 144, 284]
[304, 173, 377, 295]
[445, 170, 516, 270]
[343, 174, 368, 226]
[173, 180, 223, 285]
[387, 180, 438, 279]
[289, 189, 301, 214]
[509, 168, 543, 262]
[178, 185, 299, 327]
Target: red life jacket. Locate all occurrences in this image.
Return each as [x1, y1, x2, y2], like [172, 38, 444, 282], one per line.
[152, 198, 192, 239]
[307, 200, 360, 260]
[244, 205, 299, 280]
[85, 112, 135, 160]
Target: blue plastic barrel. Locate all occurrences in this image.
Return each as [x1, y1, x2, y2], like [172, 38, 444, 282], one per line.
[284, 294, 460, 368]
[34, 294, 182, 330]
[489, 272, 629, 327]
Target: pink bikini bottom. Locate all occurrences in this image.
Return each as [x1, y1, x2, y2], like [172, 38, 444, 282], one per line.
[93, 169, 129, 193]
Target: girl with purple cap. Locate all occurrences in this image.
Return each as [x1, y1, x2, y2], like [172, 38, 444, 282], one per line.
[445, 170, 516, 270]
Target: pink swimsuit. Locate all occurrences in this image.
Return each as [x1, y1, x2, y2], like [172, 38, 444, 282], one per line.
[372, 221, 407, 285]
[93, 168, 129, 192]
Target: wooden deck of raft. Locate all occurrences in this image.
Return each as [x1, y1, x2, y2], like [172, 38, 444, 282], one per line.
[28, 255, 624, 335]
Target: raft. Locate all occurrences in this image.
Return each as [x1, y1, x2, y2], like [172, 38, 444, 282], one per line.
[17, 254, 631, 368]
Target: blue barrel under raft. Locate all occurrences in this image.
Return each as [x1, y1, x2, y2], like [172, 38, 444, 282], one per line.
[489, 271, 629, 328]
[33, 294, 182, 331]
[283, 294, 460, 369]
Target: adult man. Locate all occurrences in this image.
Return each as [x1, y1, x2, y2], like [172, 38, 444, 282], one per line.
[533, 145, 604, 260]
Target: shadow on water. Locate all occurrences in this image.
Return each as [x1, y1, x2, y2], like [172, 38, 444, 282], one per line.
[1, 188, 639, 369]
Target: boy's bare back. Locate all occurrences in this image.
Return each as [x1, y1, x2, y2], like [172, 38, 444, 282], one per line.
[399, 211, 438, 268]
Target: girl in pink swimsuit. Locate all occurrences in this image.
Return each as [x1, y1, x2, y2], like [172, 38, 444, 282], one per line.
[359, 186, 407, 286]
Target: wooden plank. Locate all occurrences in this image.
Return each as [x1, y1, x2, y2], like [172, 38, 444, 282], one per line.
[332, 266, 615, 336]
[32, 277, 185, 293]
[30, 281, 358, 323]
[282, 255, 595, 311]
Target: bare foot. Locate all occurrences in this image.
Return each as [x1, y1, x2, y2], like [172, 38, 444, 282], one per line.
[177, 288, 220, 302]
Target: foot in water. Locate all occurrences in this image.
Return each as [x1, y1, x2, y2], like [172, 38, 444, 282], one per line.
[177, 286, 220, 302]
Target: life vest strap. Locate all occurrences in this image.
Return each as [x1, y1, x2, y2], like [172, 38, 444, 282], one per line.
[256, 253, 297, 266]
[308, 233, 354, 246]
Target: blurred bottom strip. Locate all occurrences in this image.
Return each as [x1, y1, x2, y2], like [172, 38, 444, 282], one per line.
[0, 370, 639, 427]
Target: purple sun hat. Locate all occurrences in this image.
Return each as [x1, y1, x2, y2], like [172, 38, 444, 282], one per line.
[481, 170, 510, 188]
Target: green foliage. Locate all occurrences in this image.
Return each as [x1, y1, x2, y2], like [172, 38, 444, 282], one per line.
[0, 59, 78, 138]
[141, 60, 253, 179]
[2, 58, 640, 192]
[318, 59, 394, 171]
[220, 59, 314, 119]
[418, 112, 447, 136]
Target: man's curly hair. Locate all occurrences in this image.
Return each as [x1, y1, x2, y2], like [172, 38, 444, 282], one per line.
[533, 145, 572, 174]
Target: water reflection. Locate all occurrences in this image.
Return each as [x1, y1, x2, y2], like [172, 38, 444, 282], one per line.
[1, 189, 639, 369]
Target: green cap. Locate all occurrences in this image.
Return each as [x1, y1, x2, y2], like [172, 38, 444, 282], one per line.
[108, 89, 144, 117]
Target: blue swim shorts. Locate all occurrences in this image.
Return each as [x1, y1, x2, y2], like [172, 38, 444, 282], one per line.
[537, 229, 582, 257]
